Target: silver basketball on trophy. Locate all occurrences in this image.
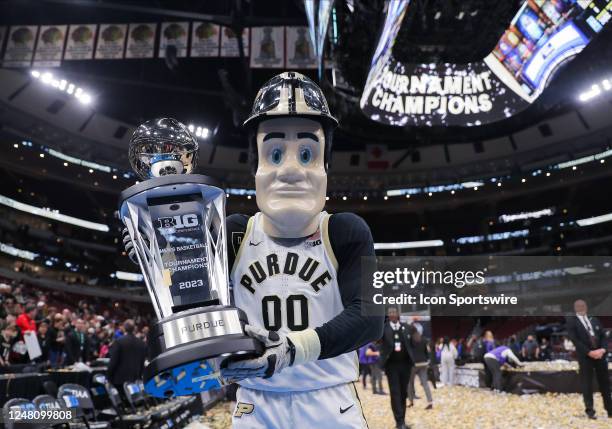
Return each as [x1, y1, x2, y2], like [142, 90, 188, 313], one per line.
[128, 118, 199, 180]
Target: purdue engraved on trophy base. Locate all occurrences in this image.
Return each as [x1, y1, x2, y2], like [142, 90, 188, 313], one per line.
[119, 119, 260, 397]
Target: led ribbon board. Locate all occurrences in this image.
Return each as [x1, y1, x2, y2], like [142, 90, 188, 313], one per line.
[360, 0, 612, 127]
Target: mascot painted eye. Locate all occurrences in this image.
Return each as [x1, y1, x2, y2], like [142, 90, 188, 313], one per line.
[269, 148, 283, 165]
[299, 147, 313, 165]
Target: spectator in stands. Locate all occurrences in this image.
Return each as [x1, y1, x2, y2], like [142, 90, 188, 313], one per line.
[456, 338, 467, 362]
[408, 328, 433, 409]
[12, 286, 25, 305]
[0, 323, 17, 368]
[521, 335, 540, 361]
[566, 299, 612, 419]
[434, 337, 444, 363]
[48, 314, 66, 367]
[87, 327, 99, 360]
[368, 341, 385, 395]
[483, 330, 495, 352]
[64, 318, 90, 365]
[359, 341, 384, 394]
[99, 338, 111, 358]
[507, 335, 521, 357]
[563, 335, 576, 353]
[539, 337, 551, 361]
[484, 345, 525, 392]
[2, 296, 19, 318]
[36, 320, 51, 363]
[16, 303, 37, 334]
[358, 343, 373, 389]
[439, 337, 458, 386]
[140, 325, 150, 342]
[36, 301, 48, 321]
[107, 319, 147, 400]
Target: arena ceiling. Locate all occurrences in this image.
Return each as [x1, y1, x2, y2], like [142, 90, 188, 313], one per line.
[0, 0, 611, 189]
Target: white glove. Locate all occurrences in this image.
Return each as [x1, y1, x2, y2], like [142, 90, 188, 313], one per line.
[221, 325, 321, 383]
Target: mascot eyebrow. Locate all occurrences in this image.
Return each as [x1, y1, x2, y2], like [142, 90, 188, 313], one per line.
[262, 132, 320, 142]
[297, 132, 319, 142]
[263, 132, 285, 141]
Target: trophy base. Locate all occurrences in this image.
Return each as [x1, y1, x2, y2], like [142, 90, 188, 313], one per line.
[144, 306, 262, 397]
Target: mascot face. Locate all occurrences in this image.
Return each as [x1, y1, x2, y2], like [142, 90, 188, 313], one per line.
[255, 117, 326, 237]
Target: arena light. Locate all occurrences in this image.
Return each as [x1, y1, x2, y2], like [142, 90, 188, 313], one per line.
[456, 229, 529, 244]
[0, 242, 38, 261]
[555, 148, 612, 169]
[30, 69, 94, 105]
[499, 208, 554, 223]
[387, 181, 484, 197]
[113, 271, 144, 282]
[576, 212, 612, 227]
[225, 188, 256, 196]
[47, 148, 112, 173]
[374, 239, 444, 250]
[187, 124, 210, 139]
[578, 76, 612, 102]
[0, 194, 110, 232]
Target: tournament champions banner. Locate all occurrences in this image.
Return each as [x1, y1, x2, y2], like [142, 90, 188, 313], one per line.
[360, 0, 612, 127]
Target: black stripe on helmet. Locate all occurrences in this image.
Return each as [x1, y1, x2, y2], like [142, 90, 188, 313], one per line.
[289, 78, 297, 114]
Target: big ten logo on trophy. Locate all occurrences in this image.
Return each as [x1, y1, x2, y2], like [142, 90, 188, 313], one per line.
[157, 213, 200, 229]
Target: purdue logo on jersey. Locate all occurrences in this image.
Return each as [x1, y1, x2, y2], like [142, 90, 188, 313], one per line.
[239, 251, 332, 294]
[234, 402, 254, 418]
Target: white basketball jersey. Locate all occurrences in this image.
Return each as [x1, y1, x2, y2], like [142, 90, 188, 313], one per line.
[231, 212, 358, 392]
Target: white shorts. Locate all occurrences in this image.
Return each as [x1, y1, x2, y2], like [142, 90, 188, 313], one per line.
[232, 383, 368, 429]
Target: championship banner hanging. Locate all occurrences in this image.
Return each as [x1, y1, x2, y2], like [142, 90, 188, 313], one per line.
[190, 22, 220, 57]
[159, 22, 189, 58]
[0, 22, 320, 69]
[95, 24, 127, 60]
[3, 25, 38, 67]
[220, 27, 249, 57]
[126, 23, 156, 59]
[64, 24, 96, 60]
[286, 26, 316, 69]
[33, 25, 67, 67]
[250, 26, 284, 68]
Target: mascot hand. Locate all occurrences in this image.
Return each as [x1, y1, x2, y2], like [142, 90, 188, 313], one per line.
[221, 325, 321, 382]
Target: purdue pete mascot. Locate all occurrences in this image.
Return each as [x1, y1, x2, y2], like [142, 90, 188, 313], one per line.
[221, 72, 384, 428]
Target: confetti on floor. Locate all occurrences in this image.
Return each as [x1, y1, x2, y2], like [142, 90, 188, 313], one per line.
[200, 377, 611, 429]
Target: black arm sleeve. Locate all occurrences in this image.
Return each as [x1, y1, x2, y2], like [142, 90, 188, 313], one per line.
[315, 213, 384, 359]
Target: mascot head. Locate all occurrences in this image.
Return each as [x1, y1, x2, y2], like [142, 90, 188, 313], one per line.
[243, 72, 337, 238]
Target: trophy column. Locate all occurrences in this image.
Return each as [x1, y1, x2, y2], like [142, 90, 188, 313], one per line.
[119, 174, 261, 397]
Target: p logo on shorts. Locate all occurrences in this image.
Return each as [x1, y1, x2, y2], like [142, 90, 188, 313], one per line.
[234, 402, 254, 418]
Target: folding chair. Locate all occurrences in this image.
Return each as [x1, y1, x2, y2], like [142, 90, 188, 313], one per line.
[33, 395, 70, 429]
[92, 374, 151, 429]
[58, 383, 112, 429]
[3, 398, 43, 429]
[124, 382, 173, 427]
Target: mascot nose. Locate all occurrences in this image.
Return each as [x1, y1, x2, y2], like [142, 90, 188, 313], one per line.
[277, 155, 306, 183]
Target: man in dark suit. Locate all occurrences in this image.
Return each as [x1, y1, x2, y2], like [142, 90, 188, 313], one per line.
[380, 307, 414, 429]
[64, 319, 90, 365]
[107, 320, 147, 397]
[566, 299, 611, 419]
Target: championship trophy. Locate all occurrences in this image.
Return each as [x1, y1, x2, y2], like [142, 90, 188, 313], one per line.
[118, 118, 260, 397]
